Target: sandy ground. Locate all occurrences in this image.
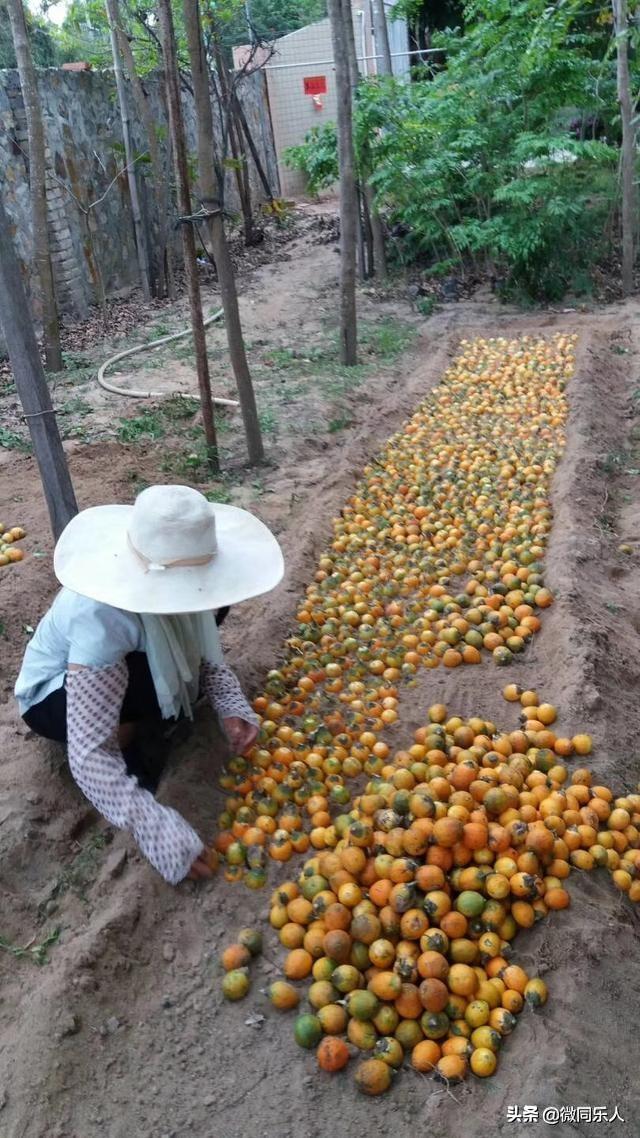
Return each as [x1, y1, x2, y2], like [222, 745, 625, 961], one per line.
[2, 216, 640, 1138]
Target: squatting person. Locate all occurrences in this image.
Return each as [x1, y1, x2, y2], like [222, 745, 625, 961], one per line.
[14, 484, 284, 885]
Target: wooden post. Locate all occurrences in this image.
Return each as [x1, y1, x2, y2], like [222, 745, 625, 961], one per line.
[0, 195, 77, 539]
[183, 0, 265, 466]
[157, 0, 220, 473]
[6, 0, 63, 373]
[328, 0, 358, 364]
[105, 0, 151, 300]
[613, 0, 635, 295]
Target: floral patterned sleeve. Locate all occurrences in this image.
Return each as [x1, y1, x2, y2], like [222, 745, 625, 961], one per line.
[200, 661, 259, 726]
[66, 662, 204, 884]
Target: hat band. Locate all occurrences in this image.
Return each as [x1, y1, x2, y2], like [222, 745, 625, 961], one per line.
[127, 533, 216, 573]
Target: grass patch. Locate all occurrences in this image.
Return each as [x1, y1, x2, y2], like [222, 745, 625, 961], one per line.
[41, 829, 110, 910]
[328, 415, 354, 432]
[0, 926, 60, 967]
[597, 449, 628, 476]
[261, 317, 415, 379]
[117, 410, 166, 443]
[204, 482, 234, 504]
[358, 318, 416, 361]
[417, 296, 437, 317]
[161, 439, 219, 482]
[57, 396, 93, 418]
[161, 394, 200, 422]
[0, 426, 29, 451]
[258, 408, 278, 436]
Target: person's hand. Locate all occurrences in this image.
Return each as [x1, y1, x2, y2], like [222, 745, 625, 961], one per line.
[187, 854, 214, 880]
[223, 716, 259, 756]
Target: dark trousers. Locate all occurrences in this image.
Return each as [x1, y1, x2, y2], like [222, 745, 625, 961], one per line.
[23, 652, 167, 792]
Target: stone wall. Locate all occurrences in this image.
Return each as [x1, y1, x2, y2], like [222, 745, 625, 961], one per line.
[0, 66, 279, 329]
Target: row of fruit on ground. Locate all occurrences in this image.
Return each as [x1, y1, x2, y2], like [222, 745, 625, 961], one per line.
[218, 686, 638, 1091]
[206, 335, 640, 1091]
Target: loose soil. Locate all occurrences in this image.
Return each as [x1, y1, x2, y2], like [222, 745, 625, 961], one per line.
[1, 207, 640, 1138]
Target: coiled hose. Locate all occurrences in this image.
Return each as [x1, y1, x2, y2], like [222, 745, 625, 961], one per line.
[97, 307, 239, 407]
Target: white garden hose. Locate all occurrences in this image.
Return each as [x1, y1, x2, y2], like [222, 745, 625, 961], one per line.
[97, 307, 239, 407]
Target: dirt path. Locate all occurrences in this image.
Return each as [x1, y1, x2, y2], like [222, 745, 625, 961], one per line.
[2, 218, 640, 1137]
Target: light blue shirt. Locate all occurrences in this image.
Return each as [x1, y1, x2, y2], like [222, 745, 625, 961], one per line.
[15, 588, 143, 715]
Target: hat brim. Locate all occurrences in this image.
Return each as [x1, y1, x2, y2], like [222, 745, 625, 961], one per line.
[54, 503, 284, 614]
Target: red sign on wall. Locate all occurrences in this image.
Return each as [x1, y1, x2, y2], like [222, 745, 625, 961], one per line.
[303, 75, 327, 96]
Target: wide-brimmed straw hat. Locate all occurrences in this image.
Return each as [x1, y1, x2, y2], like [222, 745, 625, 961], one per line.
[54, 485, 284, 614]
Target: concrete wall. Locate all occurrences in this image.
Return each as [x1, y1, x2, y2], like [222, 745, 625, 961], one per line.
[0, 66, 278, 329]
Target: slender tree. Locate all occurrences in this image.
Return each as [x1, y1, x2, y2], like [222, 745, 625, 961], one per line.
[612, 0, 635, 295]
[233, 91, 276, 204]
[344, 0, 386, 280]
[0, 194, 77, 538]
[367, 0, 389, 277]
[183, 0, 265, 465]
[372, 0, 393, 74]
[6, 0, 62, 372]
[157, 0, 219, 472]
[328, 0, 358, 363]
[211, 36, 257, 248]
[110, 0, 172, 297]
[105, 0, 151, 299]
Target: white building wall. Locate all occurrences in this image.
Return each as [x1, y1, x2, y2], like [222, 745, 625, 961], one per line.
[262, 19, 336, 196]
[236, 2, 408, 196]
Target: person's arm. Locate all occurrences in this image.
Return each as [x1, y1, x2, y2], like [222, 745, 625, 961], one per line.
[200, 661, 259, 755]
[66, 662, 206, 884]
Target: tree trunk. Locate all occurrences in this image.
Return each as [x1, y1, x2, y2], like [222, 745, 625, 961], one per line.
[157, 0, 219, 473]
[183, 0, 265, 465]
[328, 0, 358, 363]
[0, 195, 77, 538]
[211, 39, 256, 247]
[6, 0, 62, 372]
[348, 0, 386, 278]
[372, 0, 393, 75]
[343, 0, 367, 280]
[233, 92, 275, 203]
[229, 106, 256, 247]
[111, 0, 170, 298]
[105, 0, 151, 301]
[361, 184, 374, 277]
[365, 180, 387, 279]
[613, 0, 635, 295]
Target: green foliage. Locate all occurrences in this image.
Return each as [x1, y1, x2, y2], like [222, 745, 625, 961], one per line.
[328, 415, 354, 431]
[0, 0, 70, 67]
[55, 0, 326, 70]
[359, 318, 415, 360]
[117, 410, 166, 443]
[286, 0, 623, 300]
[0, 425, 29, 451]
[56, 0, 160, 72]
[215, 0, 327, 46]
[284, 123, 338, 195]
